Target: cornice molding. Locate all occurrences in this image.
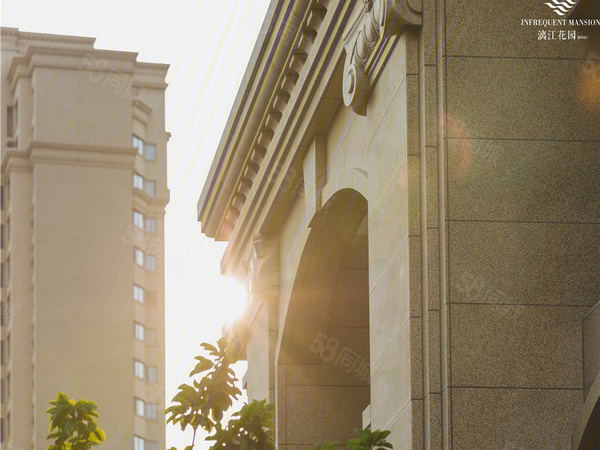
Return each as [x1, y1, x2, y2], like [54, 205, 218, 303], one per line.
[197, 0, 327, 240]
[6, 42, 168, 90]
[198, 0, 419, 276]
[216, 0, 330, 242]
[342, 0, 422, 114]
[1, 27, 96, 47]
[199, 0, 354, 277]
[1, 140, 136, 173]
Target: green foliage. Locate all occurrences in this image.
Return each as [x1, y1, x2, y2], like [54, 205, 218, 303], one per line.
[46, 392, 106, 450]
[166, 336, 275, 449]
[314, 428, 393, 450]
[208, 400, 275, 450]
[167, 336, 391, 450]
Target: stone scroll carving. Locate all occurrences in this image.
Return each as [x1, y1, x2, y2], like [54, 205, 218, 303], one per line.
[343, 0, 422, 114]
[248, 234, 280, 304]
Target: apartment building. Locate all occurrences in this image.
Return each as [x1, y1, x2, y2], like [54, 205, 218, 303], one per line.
[0, 27, 168, 449]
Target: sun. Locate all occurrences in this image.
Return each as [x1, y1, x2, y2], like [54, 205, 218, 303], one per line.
[220, 276, 249, 326]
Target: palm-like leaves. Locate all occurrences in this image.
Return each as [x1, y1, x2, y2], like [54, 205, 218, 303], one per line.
[46, 392, 106, 449]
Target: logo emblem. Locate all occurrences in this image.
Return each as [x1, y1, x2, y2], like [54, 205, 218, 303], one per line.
[544, 0, 576, 16]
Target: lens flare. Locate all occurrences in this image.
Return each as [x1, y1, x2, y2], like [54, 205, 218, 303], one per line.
[221, 277, 249, 326]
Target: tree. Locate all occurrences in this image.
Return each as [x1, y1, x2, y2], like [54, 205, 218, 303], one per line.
[166, 336, 393, 450]
[46, 392, 106, 450]
[166, 336, 274, 450]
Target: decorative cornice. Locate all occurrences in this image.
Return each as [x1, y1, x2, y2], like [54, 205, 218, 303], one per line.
[198, 0, 422, 253]
[1, 141, 136, 173]
[5, 37, 167, 90]
[218, 0, 325, 239]
[342, 0, 421, 114]
[1, 27, 96, 47]
[218, 0, 330, 241]
[197, 0, 332, 241]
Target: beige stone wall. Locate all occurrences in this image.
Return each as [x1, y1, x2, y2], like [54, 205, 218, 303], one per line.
[441, 1, 599, 448]
[33, 161, 135, 448]
[6, 170, 34, 448]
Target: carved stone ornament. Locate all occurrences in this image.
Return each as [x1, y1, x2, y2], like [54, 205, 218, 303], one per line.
[343, 0, 422, 114]
[248, 234, 280, 304]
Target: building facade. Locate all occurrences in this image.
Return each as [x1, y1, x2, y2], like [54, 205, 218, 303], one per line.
[198, 0, 600, 448]
[0, 28, 168, 449]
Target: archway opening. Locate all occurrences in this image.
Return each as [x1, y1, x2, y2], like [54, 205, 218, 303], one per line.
[280, 190, 369, 446]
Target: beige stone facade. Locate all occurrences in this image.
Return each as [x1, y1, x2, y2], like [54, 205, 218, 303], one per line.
[0, 28, 168, 449]
[198, 0, 600, 448]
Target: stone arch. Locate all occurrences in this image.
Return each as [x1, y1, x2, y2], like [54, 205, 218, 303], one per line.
[321, 168, 368, 209]
[277, 188, 370, 446]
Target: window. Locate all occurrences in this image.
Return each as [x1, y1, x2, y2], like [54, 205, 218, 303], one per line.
[132, 135, 144, 155]
[134, 360, 145, 379]
[133, 173, 144, 190]
[145, 404, 158, 420]
[145, 144, 156, 161]
[133, 211, 144, 229]
[1, 417, 4, 443]
[145, 329, 157, 346]
[144, 180, 155, 197]
[144, 218, 156, 233]
[145, 255, 156, 272]
[6, 373, 10, 397]
[135, 398, 145, 417]
[133, 435, 145, 450]
[0, 379, 3, 403]
[147, 366, 158, 382]
[1, 224, 3, 248]
[6, 255, 9, 279]
[133, 285, 144, 304]
[134, 248, 145, 267]
[1, 264, 3, 288]
[134, 323, 144, 342]
[0, 340, 4, 365]
[146, 442, 158, 450]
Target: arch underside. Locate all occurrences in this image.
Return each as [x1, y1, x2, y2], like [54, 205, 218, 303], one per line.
[278, 189, 370, 445]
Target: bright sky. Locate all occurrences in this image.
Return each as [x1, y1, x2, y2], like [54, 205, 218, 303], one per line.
[0, 0, 271, 447]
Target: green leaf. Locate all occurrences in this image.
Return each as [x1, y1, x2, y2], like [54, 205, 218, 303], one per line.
[190, 357, 214, 377]
[200, 342, 218, 354]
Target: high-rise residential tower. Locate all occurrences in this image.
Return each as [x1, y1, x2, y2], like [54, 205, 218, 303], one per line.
[0, 27, 168, 449]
